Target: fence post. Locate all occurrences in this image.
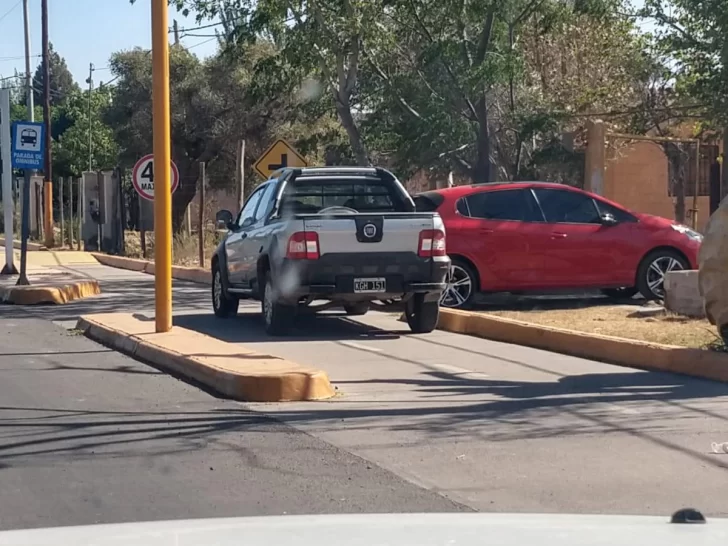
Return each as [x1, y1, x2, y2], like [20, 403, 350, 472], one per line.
[235, 139, 245, 210]
[59, 177, 64, 247]
[68, 176, 73, 248]
[139, 198, 147, 259]
[76, 176, 83, 251]
[198, 162, 205, 266]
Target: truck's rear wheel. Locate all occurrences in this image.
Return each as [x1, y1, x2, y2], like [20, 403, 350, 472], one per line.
[212, 264, 239, 318]
[261, 271, 295, 335]
[344, 302, 370, 316]
[405, 294, 440, 333]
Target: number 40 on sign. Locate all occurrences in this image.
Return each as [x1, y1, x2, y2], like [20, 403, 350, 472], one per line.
[132, 154, 180, 201]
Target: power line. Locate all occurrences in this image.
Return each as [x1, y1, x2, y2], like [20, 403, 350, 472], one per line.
[170, 20, 224, 33]
[0, 54, 41, 63]
[0, 0, 21, 25]
[183, 37, 218, 50]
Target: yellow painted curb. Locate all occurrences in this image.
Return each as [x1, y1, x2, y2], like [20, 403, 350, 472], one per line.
[92, 253, 211, 284]
[437, 308, 728, 383]
[92, 253, 149, 272]
[77, 313, 335, 402]
[0, 280, 100, 305]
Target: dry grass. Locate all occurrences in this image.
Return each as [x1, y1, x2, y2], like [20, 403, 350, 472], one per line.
[124, 230, 222, 268]
[488, 305, 722, 349]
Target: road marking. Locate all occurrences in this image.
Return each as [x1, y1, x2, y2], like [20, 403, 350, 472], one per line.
[428, 363, 490, 378]
[338, 341, 383, 352]
[336, 342, 489, 378]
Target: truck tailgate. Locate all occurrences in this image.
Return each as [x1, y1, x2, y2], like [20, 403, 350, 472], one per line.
[301, 213, 436, 255]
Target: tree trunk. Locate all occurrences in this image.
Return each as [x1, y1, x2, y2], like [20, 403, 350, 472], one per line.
[335, 101, 370, 166]
[473, 95, 492, 184]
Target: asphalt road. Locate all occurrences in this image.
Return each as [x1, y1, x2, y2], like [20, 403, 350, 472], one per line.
[0, 317, 466, 531]
[4, 262, 728, 521]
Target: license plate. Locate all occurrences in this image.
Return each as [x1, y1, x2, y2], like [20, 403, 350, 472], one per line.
[353, 277, 386, 293]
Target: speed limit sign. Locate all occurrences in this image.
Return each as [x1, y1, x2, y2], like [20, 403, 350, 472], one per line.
[132, 154, 180, 201]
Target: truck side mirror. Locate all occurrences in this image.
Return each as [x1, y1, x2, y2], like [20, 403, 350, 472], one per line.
[215, 210, 234, 230]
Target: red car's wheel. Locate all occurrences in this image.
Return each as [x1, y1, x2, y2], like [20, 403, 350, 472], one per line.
[636, 249, 688, 300]
[440, 260, 477, 309]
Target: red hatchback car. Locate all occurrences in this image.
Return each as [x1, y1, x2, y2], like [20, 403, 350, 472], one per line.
[414, 182, 702, 308]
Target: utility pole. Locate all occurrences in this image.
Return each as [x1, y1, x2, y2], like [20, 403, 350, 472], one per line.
[152, 0, 173, 333]
[235, 139, 245, 210]
[173, 20, 180, 45]
[86, 63, 94, 171]
[17, 0, 34, 284]
[41, 0, 53, 248]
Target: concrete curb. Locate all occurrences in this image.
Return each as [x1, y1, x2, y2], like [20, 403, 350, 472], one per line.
[436, 308, 728, 383]
[0, 237, 46, 251]
[0, 280, 100, 305]
[77, 313, 335, 402]
[92, 253, 211, 284]
[95, 253, 728, 384]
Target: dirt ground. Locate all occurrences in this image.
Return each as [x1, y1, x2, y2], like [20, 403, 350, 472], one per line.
[488, 304, 720, 349]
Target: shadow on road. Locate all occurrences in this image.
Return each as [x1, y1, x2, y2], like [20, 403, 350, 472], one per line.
[175, 311, 406, 344]
[266, 364, 728, 471]
[0, 278, 210, 323]
[0, 405, 270, 463]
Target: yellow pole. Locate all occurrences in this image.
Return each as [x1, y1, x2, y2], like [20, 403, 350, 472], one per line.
[151, 0, 172, 332]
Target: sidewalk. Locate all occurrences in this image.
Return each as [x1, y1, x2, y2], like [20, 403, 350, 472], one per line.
[0, 250, 100, 304]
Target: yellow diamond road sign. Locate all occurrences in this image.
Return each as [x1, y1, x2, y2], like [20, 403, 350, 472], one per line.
[253, 139, 308, 179]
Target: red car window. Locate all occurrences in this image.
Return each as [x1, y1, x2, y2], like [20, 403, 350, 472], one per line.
[464, 189, 543, 222]
[533, 188, 601, 224]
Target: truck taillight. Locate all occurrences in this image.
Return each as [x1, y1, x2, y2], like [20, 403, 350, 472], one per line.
[418, 229, 446, 257]
[287, 231, 320, 260]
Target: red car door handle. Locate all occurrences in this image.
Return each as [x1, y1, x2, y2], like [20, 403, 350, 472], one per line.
[550, 232, 567, 239]
[479, 228, 494, 234]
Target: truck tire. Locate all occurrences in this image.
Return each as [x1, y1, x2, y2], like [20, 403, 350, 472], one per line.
[344, 303, 370, 316]
[212, 263, 239, 318]
[261, 271, 295, 335]
[405, 294, 440, 333]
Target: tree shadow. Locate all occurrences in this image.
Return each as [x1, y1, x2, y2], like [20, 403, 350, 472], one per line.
[0, 405, 269, 465]
[262, 360, 728, 472]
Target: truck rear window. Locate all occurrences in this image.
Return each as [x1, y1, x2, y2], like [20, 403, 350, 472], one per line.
[282, 178, 406, 213]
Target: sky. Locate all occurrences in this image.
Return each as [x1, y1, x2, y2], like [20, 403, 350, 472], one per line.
[0, 0, 219, 86]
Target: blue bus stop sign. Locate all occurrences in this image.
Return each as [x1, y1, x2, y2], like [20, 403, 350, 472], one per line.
[11, 121, 45, 170]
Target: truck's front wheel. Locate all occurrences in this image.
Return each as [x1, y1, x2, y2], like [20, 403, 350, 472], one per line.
[261, 271, 295, 335]
[405, 294, 440, 334]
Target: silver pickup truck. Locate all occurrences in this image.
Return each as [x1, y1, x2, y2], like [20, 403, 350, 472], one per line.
[211, 167, 450, 335]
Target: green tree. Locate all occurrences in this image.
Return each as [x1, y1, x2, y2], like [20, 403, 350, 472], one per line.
[54, 87, 118, 177]
[170, 0, 386, 166]
[641, 0, 728, 127]
[364, 0, 656, 183]
[105, 42, 307, 229]
[31, 43, 80, 108]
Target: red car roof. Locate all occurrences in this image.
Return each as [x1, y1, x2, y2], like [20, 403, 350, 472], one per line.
[423, 182, 576, 198]
[419, 182, 640, 215]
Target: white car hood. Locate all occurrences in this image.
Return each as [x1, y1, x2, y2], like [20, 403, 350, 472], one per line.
[0, 513, 725, 546]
